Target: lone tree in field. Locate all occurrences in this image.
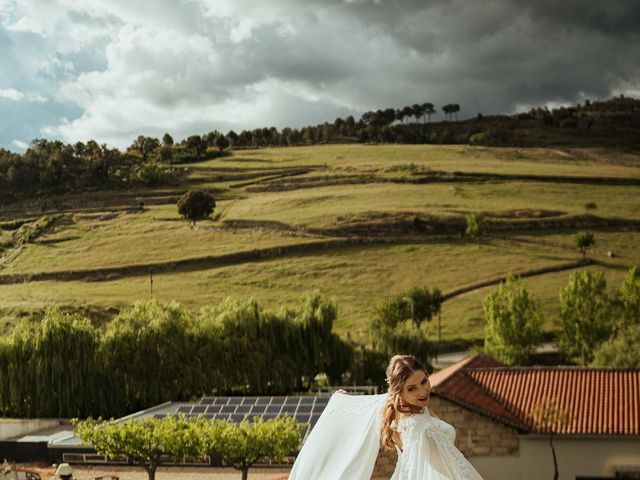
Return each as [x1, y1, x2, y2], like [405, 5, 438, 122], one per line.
[576, 231, 595, 259]
[199, 416, 303, 480]
[74, 415, 201, 480]
[483, 275, 543, 365]
[465, 212, 487, 242]
[177, 190, 215, 226]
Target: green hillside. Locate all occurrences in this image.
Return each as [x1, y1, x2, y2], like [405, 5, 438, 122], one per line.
[1, 144, 639, 346]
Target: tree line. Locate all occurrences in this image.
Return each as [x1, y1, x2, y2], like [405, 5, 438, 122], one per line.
[3, 95, 639, 203]
[0, 292, 357, 418]
[0, 290, 426, 419]
[483, 265, 640, 367]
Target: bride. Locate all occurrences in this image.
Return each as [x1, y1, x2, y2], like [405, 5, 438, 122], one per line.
[289, 354, 484, 479]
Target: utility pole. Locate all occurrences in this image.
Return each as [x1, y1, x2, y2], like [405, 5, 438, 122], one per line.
[149, 269, 154, 298]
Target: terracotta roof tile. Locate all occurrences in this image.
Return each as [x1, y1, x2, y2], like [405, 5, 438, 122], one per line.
[429, 354, 640, 435]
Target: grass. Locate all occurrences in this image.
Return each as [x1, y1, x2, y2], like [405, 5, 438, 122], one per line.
[1, 144, 639, 347]
[0, 239, 590, 342]
[2, 205, 320, 274]
[223, 182, 640, 228]
[194, 145, 640, 178]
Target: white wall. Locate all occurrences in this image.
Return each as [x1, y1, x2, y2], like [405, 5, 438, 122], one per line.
[0, 419, 60, 440]
[467, 435, 640, 480]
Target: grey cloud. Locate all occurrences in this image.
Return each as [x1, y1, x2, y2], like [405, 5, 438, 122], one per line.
[1, 0, 640, 150]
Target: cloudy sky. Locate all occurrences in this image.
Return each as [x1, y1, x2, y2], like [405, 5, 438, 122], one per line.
[1, 0, 639, 151]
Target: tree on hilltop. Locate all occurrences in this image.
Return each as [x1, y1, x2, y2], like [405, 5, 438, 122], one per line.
[129, 135, 160, 162]
[422, 102, 435, 123]
[177, 190, 215, 226]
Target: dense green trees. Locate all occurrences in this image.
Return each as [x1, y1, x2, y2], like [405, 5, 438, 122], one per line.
[0, 295, 354, 418]
[483, 275, 543, 365]
[558, 271, 613, 365]
[367, 285, 439, 373]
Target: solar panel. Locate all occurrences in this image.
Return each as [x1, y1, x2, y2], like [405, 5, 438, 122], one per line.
[176, 395, 336, 438]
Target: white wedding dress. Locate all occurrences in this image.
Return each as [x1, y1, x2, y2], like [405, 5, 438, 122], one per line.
[289, 392, 483, 480]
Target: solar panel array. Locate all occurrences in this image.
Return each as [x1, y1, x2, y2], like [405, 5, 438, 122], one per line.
[155, 396, 332, 436]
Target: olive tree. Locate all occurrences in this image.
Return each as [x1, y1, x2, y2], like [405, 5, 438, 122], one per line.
[199, 416, 303, 480]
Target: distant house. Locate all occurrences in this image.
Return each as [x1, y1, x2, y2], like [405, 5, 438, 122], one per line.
[373, 354, 640, 480]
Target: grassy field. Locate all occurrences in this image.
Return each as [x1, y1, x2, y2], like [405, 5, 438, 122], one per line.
[1, 144, 638, 346]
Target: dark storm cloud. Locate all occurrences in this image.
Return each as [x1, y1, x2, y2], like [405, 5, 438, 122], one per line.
[1, 0, 639, 149]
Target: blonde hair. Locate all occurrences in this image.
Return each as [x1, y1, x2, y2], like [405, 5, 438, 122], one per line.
[381, 354, 427, 451]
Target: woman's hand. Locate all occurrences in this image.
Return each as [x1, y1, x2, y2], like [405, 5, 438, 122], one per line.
[337, 389, 349, 395]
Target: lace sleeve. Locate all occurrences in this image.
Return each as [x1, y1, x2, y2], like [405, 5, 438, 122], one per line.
[395, 413, 484, 480]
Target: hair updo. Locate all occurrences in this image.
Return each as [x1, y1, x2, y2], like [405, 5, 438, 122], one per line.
[380, 354, 427, 451]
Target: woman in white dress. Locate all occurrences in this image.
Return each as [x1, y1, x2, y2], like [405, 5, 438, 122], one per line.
[383, 354, 483, 479]
[289, 354, 483, 480]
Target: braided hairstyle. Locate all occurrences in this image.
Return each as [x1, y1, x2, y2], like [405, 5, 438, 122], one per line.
[380, 354, 427, 451]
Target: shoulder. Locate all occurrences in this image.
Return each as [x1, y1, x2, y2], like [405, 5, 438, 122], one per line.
[396, 411, 431, 432]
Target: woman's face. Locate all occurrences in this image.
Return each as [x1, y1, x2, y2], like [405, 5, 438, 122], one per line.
[399, 369, 430, 409]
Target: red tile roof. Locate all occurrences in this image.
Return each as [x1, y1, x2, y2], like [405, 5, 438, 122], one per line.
[429, 354, 640, 435]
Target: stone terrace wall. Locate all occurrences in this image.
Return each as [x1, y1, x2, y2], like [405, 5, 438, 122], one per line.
[429, 396, 519, 456]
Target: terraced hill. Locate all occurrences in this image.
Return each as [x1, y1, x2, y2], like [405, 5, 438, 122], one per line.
[1, 144, 639, 346]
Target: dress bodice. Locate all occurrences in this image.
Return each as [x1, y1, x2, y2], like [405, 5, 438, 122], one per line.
[395, 411, 457, 446]
[390, 411, 482, 480]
